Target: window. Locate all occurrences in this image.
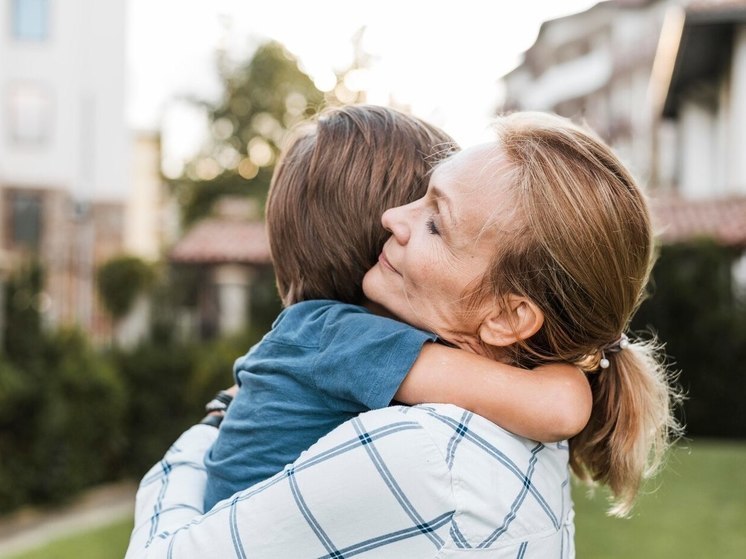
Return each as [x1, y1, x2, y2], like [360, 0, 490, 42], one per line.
[11, 0, 49, 41]
[6, 83, 52, 146]
[5, 190, 44, 250]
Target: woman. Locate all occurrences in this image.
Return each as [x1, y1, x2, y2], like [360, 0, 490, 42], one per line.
[125, 112, 680, 558]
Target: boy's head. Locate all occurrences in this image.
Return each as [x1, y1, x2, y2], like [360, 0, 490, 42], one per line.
[266, 104, 458, 306]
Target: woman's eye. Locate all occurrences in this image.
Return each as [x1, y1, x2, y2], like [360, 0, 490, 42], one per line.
[426, 217, 440, 235]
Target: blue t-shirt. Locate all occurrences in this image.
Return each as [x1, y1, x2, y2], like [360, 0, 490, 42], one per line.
[203, 300, 437, 510]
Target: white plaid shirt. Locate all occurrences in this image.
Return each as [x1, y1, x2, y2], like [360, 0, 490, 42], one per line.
[125, 404, 575, 558]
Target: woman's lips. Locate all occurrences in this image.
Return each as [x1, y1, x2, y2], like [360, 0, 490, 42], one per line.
[378, 252, 400, 275]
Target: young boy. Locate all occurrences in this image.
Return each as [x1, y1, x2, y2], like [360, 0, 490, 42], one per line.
[203, 105, 590, 510]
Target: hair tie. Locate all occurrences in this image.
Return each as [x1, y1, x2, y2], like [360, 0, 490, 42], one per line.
[599, 334, 630, 369]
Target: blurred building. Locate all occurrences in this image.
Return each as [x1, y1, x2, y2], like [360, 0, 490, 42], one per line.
[656, 0, 746, 199]
[500, 0, 746, 249]
[169, 197, 272, 339]
[0, 0, 156, 342]
[501, 0, 671, 183]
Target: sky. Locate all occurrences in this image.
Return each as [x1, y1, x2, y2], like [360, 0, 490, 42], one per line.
[126, 0, 599, 169]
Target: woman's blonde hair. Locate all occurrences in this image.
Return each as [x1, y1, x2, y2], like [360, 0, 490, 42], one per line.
[471, 111, 682, 516]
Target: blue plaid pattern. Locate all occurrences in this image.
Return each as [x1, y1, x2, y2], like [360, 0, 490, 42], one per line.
[126, 404, 575, 558]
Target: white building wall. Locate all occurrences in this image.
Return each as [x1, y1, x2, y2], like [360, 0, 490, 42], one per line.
[728, 25, 746, 194]
[715, 75, 730, 195]
[0, 0, 130, 201]
[213, 264, 252, 336]
[679, 100, 716, 199]
[501, 0, 676, 191]
[125, 132, 163, 260]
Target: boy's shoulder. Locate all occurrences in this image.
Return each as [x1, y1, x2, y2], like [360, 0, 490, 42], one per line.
[279, 299, 367, 321]
[269, 300, 425, 348]
[267, 300, 370, 346]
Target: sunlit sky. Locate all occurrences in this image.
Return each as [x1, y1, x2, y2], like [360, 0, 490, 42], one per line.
[126, 0, 599, 165]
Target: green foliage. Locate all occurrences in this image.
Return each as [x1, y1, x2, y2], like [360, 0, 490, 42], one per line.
[0, 329, 125, 512]
[96, 256, 155, 320]
[249, 266, 283, 334]
[211, 41, 324, 149]
[174, 40, 326, 226]
[183, 330, 257, 410]
[0, 291, 264, 514]
[177, 167, 274, 227]
[1, 264, 126, 512]
[3, 261, 44, 365]
[631, 240, 746, 438]
[110, 330, 262, 478]
[0, 355, 34, 510]
[108, 340, 200, 476]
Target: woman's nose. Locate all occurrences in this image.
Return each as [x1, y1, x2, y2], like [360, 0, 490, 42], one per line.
[381, 205, 411, 245]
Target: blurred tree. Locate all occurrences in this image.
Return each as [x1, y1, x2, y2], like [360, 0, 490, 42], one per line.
[173, 40, 325, 227]
[97, 255, 155, 321]
[172, 29, 374, 227]
[0, 261, 127, 512]
[3, 260, 44, 366]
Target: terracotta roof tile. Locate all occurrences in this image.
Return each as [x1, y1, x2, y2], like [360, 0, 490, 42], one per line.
[169, 218, 270, 264]
[168, 196, 746, 265]
[687, 0, 746, 13]
[652, 195, 746, 246]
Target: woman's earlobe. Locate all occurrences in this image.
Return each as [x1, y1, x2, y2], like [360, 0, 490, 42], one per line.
[478, 296, 544, 347]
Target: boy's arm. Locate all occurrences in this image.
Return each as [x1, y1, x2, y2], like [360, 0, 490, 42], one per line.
[394, 343, 591, 442]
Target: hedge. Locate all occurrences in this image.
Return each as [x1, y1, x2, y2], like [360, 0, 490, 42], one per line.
[1, 240, 744, 514]
[631, 240, 746, 439]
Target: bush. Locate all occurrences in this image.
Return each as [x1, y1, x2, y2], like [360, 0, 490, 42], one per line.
[0, 255, 271, 514]
[97, 256, 155, 320]
[632, 241, 746, 438]
[0, 329, 126, 512]
[1, 263, 127, 512]
[3, 261, 44, 365]
[109, 340, 201, 477]
[110, 330, 259, 477]
[0, 355, 35, 511]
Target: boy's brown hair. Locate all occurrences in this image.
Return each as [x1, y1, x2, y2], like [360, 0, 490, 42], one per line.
[266, 104, 457, 306]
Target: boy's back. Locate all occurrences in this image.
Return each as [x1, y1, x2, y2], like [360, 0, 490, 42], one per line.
[203, 300, 435, 510]
[203, 105, 456, 510]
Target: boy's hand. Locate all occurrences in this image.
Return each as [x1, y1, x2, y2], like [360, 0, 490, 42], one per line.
[200, 386, 238, 428]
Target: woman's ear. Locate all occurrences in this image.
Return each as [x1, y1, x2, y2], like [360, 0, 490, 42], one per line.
[478, 295, 544, 347]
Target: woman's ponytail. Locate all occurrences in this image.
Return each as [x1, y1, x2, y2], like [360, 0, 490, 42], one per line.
[481, 112, 685, 517]
[569, 338, 683, 516]
[480, 113, 681, 516]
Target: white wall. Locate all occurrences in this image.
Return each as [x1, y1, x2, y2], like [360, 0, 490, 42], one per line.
[679, 100, 716, 198]
[0, 0, 130, 201]
[213, 264, 252, 336]
[728, 25, 746, 194]
[125, 131, 162, 259]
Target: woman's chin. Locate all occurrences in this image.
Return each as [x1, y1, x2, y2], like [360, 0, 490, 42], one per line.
[362, 265, 384, 303]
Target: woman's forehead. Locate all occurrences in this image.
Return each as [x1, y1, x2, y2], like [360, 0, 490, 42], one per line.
[433, 142, 518, 242]
[435, 143, 508, 187]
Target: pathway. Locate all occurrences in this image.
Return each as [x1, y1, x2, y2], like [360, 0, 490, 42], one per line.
[0, 481, 137, 558]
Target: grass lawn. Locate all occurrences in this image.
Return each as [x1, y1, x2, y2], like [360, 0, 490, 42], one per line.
[5, 517, 133, 559]
[6, 440, 745, 559]
[574, 439, 746, 558]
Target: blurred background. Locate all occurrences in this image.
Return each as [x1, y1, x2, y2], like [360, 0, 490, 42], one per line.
[0, 0, 744, 557]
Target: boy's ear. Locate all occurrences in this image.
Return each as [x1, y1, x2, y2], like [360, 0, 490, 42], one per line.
[478, 295, 544, 347]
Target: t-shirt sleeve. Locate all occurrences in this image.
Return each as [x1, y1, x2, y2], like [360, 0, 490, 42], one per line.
[312, 306, 436, 412]
[232, 341, 261, 386]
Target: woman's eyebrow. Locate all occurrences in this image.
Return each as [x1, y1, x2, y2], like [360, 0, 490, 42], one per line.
[430, 185, 455, 227]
